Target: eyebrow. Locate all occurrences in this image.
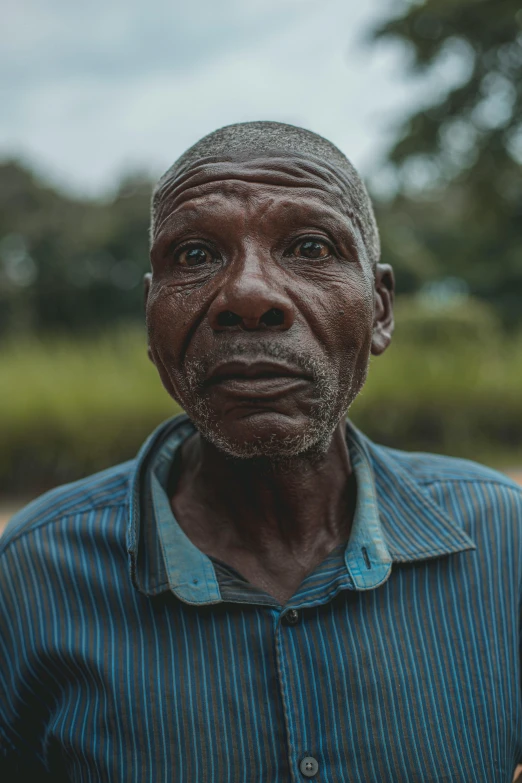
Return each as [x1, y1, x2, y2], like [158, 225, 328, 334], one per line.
[152, 183, 365, 258]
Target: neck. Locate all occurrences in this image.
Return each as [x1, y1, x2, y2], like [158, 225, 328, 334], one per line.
[171, 419, 355, 561]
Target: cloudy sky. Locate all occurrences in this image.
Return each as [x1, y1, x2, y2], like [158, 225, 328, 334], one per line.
[1, 0, 452, 195]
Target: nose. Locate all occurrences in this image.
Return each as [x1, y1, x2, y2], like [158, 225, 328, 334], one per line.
[207, 251, 296, 332]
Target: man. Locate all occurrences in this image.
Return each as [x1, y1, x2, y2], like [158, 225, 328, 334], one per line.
[1, 121, 521, 782]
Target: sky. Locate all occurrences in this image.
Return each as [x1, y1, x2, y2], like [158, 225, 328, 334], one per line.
[1, 0, 455, 196]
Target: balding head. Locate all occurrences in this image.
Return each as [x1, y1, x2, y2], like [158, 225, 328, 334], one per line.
[151, 121, 380, 268]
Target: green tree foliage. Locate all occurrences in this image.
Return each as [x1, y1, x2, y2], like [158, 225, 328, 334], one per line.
[2, 0, 521, 336]
[0, 162, 153, 337]
[373, 0, 522, 326]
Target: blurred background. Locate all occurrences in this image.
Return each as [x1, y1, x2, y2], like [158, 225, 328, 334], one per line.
[1, 0, 521, 520]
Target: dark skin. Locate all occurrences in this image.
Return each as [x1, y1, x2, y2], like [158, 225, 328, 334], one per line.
[144, 152, 394, 605]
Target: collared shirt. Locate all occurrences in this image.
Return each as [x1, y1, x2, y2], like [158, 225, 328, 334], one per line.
[1, 413, 522, 782]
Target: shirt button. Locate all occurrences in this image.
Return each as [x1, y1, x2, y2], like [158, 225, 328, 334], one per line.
[283, 608, 299, 625]
[299, 756, 319, 777]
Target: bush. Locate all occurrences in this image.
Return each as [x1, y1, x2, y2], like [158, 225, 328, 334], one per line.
[391, 294, 501, 348]
[351, 297, 522, 463]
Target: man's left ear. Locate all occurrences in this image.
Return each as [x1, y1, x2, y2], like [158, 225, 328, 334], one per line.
[371, 263, 395, 356]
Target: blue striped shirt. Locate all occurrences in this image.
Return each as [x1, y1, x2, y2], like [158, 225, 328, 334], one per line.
[1, 413, 522, 782]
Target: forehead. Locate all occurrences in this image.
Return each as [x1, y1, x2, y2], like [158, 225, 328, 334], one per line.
[152, 153, 358, 238]
[155, 185, 353, 244]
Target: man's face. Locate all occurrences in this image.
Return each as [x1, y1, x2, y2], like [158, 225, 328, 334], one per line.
[146, 153, 394, 459]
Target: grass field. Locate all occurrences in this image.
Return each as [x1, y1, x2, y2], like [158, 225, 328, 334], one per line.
[1, 301, 522, 495]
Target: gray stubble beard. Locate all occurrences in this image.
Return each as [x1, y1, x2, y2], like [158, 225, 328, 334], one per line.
[175, 340, 370, 463]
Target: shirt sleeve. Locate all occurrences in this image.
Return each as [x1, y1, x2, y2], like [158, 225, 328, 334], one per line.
[517, 488, 522, 761]
[0, 533, 56, 781]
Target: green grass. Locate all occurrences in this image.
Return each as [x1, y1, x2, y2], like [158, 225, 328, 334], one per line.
[0, 327, 180, 492]
[1, 317, 521, 494]
[352, 331, 522, 466]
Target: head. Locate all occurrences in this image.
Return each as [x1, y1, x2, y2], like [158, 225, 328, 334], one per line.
[145, 121, 394, 460]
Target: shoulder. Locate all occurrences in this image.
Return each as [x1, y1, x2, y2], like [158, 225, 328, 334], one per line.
[371, 441, 522, 539]
[0, 459, 135, 556]
[380, 445, 521, 493]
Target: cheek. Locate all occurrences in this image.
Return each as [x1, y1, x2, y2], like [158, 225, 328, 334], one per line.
[146, 282, 207, 367]
[295, 271, 374, 361]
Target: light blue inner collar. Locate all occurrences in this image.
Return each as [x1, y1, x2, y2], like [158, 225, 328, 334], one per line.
[148, 419, 392, 605]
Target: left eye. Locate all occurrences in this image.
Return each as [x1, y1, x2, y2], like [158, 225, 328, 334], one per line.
[289, 239, 332, 260]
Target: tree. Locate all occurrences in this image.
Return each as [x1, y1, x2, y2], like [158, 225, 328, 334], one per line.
[372, 0, 522, 326]
[0, 162, 153, 337]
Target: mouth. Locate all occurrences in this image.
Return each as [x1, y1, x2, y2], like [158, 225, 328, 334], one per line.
[204, 360, 313, 398]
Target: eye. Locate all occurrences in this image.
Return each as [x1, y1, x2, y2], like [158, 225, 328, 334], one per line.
[175, 244, 216, 267]
[288, 238, 333, 260]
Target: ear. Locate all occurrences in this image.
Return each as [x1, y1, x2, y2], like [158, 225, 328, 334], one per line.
[371, 263, 395, 356]
[143, 273, 155, 364]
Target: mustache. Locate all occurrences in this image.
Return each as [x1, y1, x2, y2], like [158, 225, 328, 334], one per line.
[183, 340, 326, 389]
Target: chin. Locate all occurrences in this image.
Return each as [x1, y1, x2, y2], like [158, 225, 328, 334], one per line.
[178, 358, 369, 461]
[189, 406, 342, 461]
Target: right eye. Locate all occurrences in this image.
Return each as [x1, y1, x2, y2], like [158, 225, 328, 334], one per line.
[175, 245, 216, 267]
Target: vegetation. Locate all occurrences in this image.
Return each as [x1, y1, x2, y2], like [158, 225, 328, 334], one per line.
[372, 0, 522, 326]
[356, 297, 522, 467]
[1, 0, 522, 338]
[0, 163, 152, 336]
[0, 326, 179, 495]
[1, 0, 521, 494]
[1, 299, 521, 496]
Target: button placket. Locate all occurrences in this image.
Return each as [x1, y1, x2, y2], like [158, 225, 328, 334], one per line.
[277, 607, 322, 782]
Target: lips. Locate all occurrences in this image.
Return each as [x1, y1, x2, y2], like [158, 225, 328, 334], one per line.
[204, 360, 312, 397]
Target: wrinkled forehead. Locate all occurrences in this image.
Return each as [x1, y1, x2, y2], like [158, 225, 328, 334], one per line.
[152, 152, 363, 239]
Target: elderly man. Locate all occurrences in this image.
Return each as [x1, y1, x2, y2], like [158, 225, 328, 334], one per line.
[1, 121, 522, 782]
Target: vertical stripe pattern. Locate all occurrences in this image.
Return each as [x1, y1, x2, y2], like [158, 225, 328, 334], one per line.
[1, 414, 522, 782]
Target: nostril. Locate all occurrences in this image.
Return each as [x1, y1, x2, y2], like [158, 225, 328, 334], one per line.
[217, 310, 242, 327]
[260, 308, 284, 327]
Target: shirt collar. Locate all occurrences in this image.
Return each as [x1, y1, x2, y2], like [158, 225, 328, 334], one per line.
[127, 414, 475, 602]
[346, 420, 476, 562]
[149, 424, 221, 605]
